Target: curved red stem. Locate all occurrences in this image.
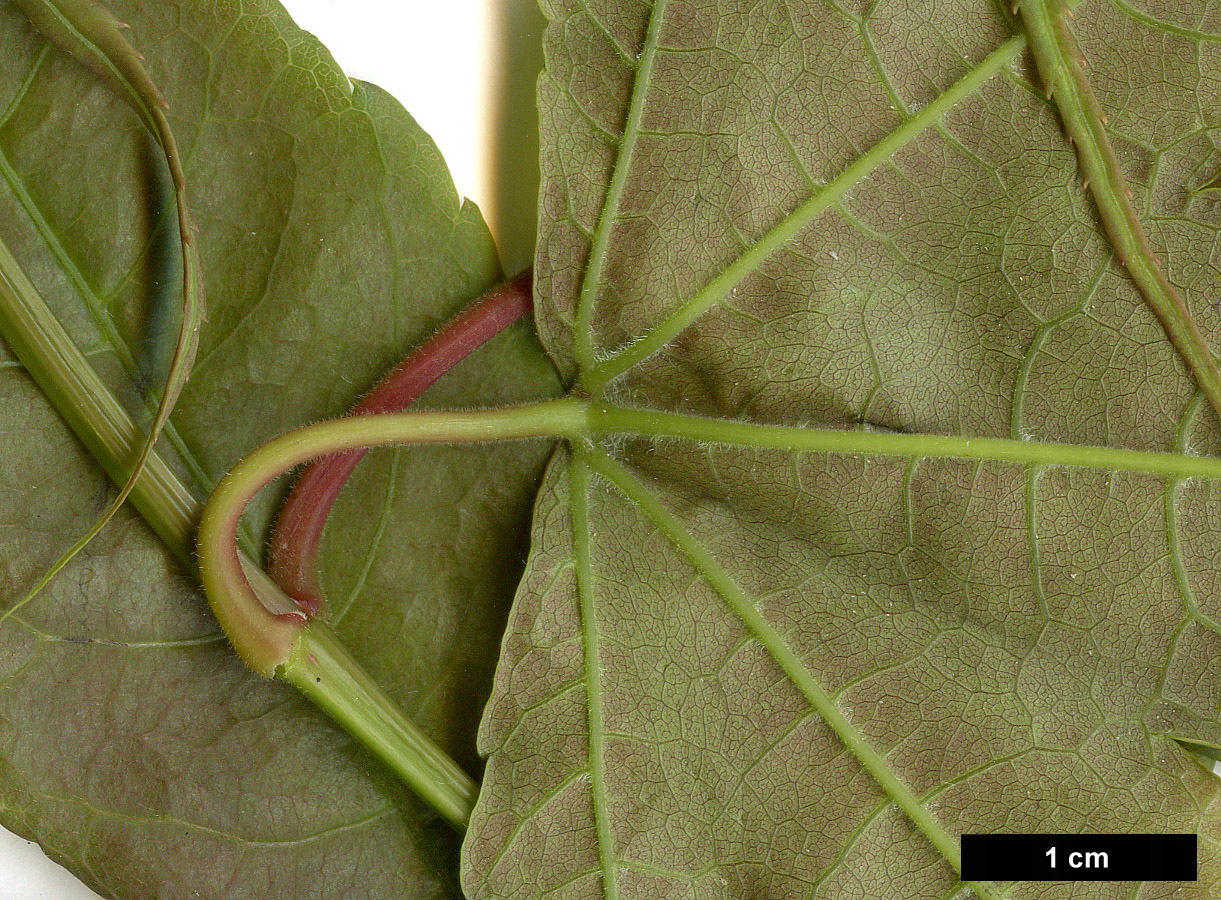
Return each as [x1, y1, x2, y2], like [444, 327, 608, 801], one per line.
[267, 271, 534, 617]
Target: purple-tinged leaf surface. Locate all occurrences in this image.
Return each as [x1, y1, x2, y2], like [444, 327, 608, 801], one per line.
[464, 1, 1221, 897]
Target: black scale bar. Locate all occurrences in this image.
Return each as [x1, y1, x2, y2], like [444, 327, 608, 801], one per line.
[960, 834, 1196, 882]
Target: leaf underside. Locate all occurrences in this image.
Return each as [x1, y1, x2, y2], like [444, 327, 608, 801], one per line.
[5, 0, 1221, 898]
[465, 1, 1221, 898]
[0, 0, 558, 897]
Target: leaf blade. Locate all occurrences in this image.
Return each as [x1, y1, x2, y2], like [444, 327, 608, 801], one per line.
[0, 0, 560, 896]
[468, 0, 1221, 896]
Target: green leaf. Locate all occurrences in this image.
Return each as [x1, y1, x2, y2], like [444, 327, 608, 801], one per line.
[464, 0, 1221, 897]
[3, 0, 207, 617]
[0, 1, 558, 898]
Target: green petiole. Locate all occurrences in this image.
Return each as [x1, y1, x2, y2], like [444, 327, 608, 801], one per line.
[0, 230, 483, 831]
[195, 399, 590, 673]
[0, 235, 197, 563]
[193, 391, 1221, 837]
[195, 399, 588, 829]
[11, 192, 1221, 831]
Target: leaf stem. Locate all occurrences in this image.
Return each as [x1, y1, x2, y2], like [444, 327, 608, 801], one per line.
[196, 400, 588, 675]
[269, 271, 533, 617]
[284, 623, 479, 831]
[0, 233, 197, 563]
[10, 0, 206, 605]
[0, 228, 301, 657]
[0, 230, 487, 831]
[194, 399, 587, 823]
[1017, 0, 1221, 425]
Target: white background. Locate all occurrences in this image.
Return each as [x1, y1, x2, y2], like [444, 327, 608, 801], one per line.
[0, 0, 541, 895]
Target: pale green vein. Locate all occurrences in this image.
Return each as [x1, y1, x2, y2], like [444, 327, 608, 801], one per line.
[505, 681, 586, 742]
[592, 403, 1221, 481]
[581, 32, 1030, 393]
[0, 44, 50, 128]
[901, 456, 918, 548]
[0, 144, 137, 373]
[1008, 256, 1109, 440]
[921, 745, 1033, 807]
[576, 0, 639, 64]
[1173, 391, 1208, 458]
[1019, 0, 1221, 423]
[1108, 0, 1221, 42]
[573, 0, 669, 372]
[1143, 619, 1192, 727]
[859, 291, 885, 420]
[585, 448, 1002, 899]
[617, 857, 721, 884]
[0, 786, 394, 848]
[482, 768, 590, 880]
[551, 79, 623, 147]
[1165, 393, 1221, 634]
[814, 794, 906, 892]
[330, 450, 400, 626]
[1157, 478, 1196, 625]
[75, 634, 226, 649]
[357, 88, 403, 351]
[571, 447, 619, 900]
[15, 620, 226, 649]
[1026, 467, 1050, 620]
[858, 20, 908, 117]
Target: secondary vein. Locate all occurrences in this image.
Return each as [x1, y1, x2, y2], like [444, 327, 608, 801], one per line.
[571, 448, 621, 900]
[582, 32, 1029, 392]
[586, 448, 1004, 899]
[574, 0, 670, 373]
[1018, 0, 1221, 429]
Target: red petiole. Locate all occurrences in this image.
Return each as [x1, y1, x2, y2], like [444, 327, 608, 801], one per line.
[267, 270, 533, 617]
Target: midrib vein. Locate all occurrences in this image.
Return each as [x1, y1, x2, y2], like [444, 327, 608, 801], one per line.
[592, 403, 1221, 481]
[581, 32, 1029, 393]
[571, 450, 620, 900]
[586, 448, 1005, 900]
[573, 0, 669, 372]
